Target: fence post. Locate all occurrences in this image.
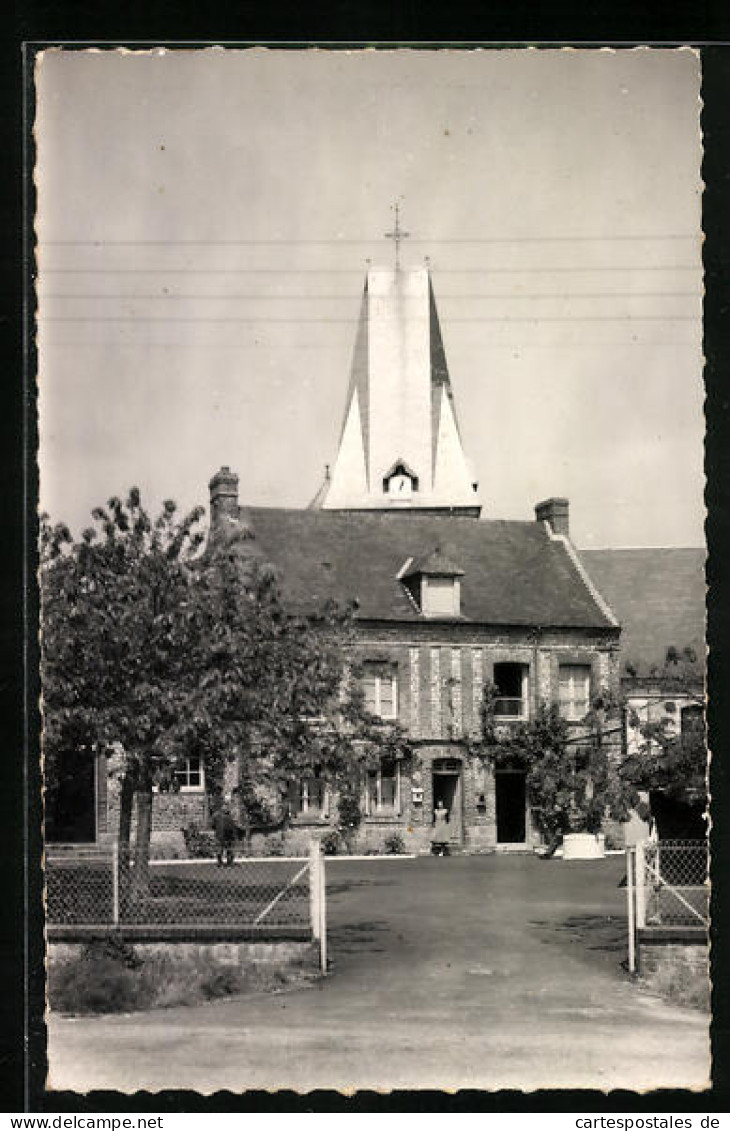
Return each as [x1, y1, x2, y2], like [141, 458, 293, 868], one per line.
[112, 840, 120, 927]
[309, 839, 321, 942]
[626, 846, 636, 974]
[319, 847, 327, 975]
[635, 839, 646, 930]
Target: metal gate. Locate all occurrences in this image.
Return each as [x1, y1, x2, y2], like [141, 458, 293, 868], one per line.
[625, 838, 709, 972]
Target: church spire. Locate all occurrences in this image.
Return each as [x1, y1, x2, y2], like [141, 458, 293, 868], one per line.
[318, 254, 481, 517]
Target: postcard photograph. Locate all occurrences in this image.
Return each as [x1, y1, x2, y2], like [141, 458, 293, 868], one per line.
[35, 46, 709, 1094]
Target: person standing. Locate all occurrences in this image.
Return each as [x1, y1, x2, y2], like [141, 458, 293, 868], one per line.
[431, 799, 450, 856]
[212, 802, 237, 866]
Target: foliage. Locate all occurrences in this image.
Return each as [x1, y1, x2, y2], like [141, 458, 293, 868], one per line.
[41, 490, 207, 888]
[49, 951, 143, 1015]
[641, 962, 710, 1013]
[620, 648, 706, 808]
[621, 721, 706, 804]
[181, 823, 217, 859]
[477, 694, 636, 843]
[41, 487, 412, 884]
[383, 832, 407, 855]
[82, 935, 141, 970]
[335, 786, 365, 851]
[320, 829, 343, 856]
[48, 942, 319, 1015]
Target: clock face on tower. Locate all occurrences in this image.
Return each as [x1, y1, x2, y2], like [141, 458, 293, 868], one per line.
[389, 473, 413, 498]
[382, 461, 419, 499]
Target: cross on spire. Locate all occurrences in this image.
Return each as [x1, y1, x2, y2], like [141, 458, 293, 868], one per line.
[384, 202, 410, 270]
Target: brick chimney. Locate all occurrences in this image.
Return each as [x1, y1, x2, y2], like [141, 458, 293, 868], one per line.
[209, 466, 239, 530]
[535, 497, 570, 538]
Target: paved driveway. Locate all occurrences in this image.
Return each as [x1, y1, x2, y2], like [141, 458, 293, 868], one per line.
[47, 855, 710, 1093]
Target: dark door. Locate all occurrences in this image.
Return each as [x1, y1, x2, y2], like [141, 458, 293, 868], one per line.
[432, 771, 463, 844]
[46, 749, 97, 843]
[495, 771, 527, 843]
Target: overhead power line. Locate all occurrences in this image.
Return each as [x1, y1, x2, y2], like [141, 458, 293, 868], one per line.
[38, 264, 701, 276]
[39, 291, 701, 300]
[38, 234, 698, 247]
[39, 314, 700, 324]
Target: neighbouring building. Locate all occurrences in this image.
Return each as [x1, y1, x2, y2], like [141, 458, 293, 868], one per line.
[580, 548, 706, 842]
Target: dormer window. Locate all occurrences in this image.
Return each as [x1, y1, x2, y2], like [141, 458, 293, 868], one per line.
[422, 576, 460, 617]
[400, 545, 464, 618]
[383, 460, 419, 497]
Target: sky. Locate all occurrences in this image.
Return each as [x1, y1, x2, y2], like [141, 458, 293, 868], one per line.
[35, 47, 704, 548]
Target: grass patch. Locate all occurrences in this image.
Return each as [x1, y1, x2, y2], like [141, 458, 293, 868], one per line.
[48, 940, 319, 1015]
[640, 964, 710, 1012]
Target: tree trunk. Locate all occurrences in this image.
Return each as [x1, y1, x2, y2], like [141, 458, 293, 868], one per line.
[118, 771, 134, 847]
[241, 808, 252, 855]
[131, 785, 153, 901]
[117, 771, 135, 917]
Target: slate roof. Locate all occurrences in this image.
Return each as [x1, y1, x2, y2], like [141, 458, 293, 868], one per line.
[580, 548, 706, 677]
[237, 506, 616, 630]
[402, 546, 465, 578]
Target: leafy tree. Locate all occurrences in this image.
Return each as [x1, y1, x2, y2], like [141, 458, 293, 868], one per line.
[619, 646, 706, 818]
[41, 489, 410, 893]
[41, 490, 207, 892]
[474, 683, 636, 852]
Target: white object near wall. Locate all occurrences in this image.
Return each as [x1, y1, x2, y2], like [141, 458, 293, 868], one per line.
[562, 832, 606, 860]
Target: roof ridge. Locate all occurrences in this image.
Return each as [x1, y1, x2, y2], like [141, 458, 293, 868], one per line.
[541, 523, 619, 628]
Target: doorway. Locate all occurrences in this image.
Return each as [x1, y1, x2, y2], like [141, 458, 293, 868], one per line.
[46, 749, 97, 843]
[431, 758, 463, 845]
[495, 770, 527, 843]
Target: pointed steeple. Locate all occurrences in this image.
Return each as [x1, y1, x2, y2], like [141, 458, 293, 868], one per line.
[319, 263, 481, 516]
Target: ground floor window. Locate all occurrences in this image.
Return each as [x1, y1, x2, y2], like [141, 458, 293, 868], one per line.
[174, 755, 204, 791]
[288, 770, 329, 820]
[366, 756, 401, 816]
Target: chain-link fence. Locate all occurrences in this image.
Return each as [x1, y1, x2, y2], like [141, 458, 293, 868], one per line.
[45, 842, 324, 936]
[45, 845, 117, 926]
[628, 839, 709, 935]
[640, 839, 709, 927]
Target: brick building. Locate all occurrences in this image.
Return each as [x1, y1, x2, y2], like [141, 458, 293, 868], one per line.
[192, 261, 623, 855]
[59, 259, 702, 855]
[203, 491, 621, 856]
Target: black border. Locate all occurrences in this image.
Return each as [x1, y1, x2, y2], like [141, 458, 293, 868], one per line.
[6, 29, 730, 1114]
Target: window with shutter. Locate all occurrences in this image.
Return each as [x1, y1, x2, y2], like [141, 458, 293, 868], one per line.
[362, 663, 398, 720]
[366, 756, 401, 816]
[558, 664, 591, 721]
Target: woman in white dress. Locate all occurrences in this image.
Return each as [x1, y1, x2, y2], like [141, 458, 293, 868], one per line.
[431, 800, 450, 856]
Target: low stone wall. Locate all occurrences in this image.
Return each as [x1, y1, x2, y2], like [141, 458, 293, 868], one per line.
[49, 937, 315, 971]
[638, 927, 709, 1005]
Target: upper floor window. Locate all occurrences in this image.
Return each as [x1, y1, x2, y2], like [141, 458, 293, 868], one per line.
[363, 663, 398, 720]
[494, 662, 529, 719]
[422, 576, 460, 618]
[366, 755, 401, 816]
[559, 664, 591, 721]
[174, 755, 204, 792]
